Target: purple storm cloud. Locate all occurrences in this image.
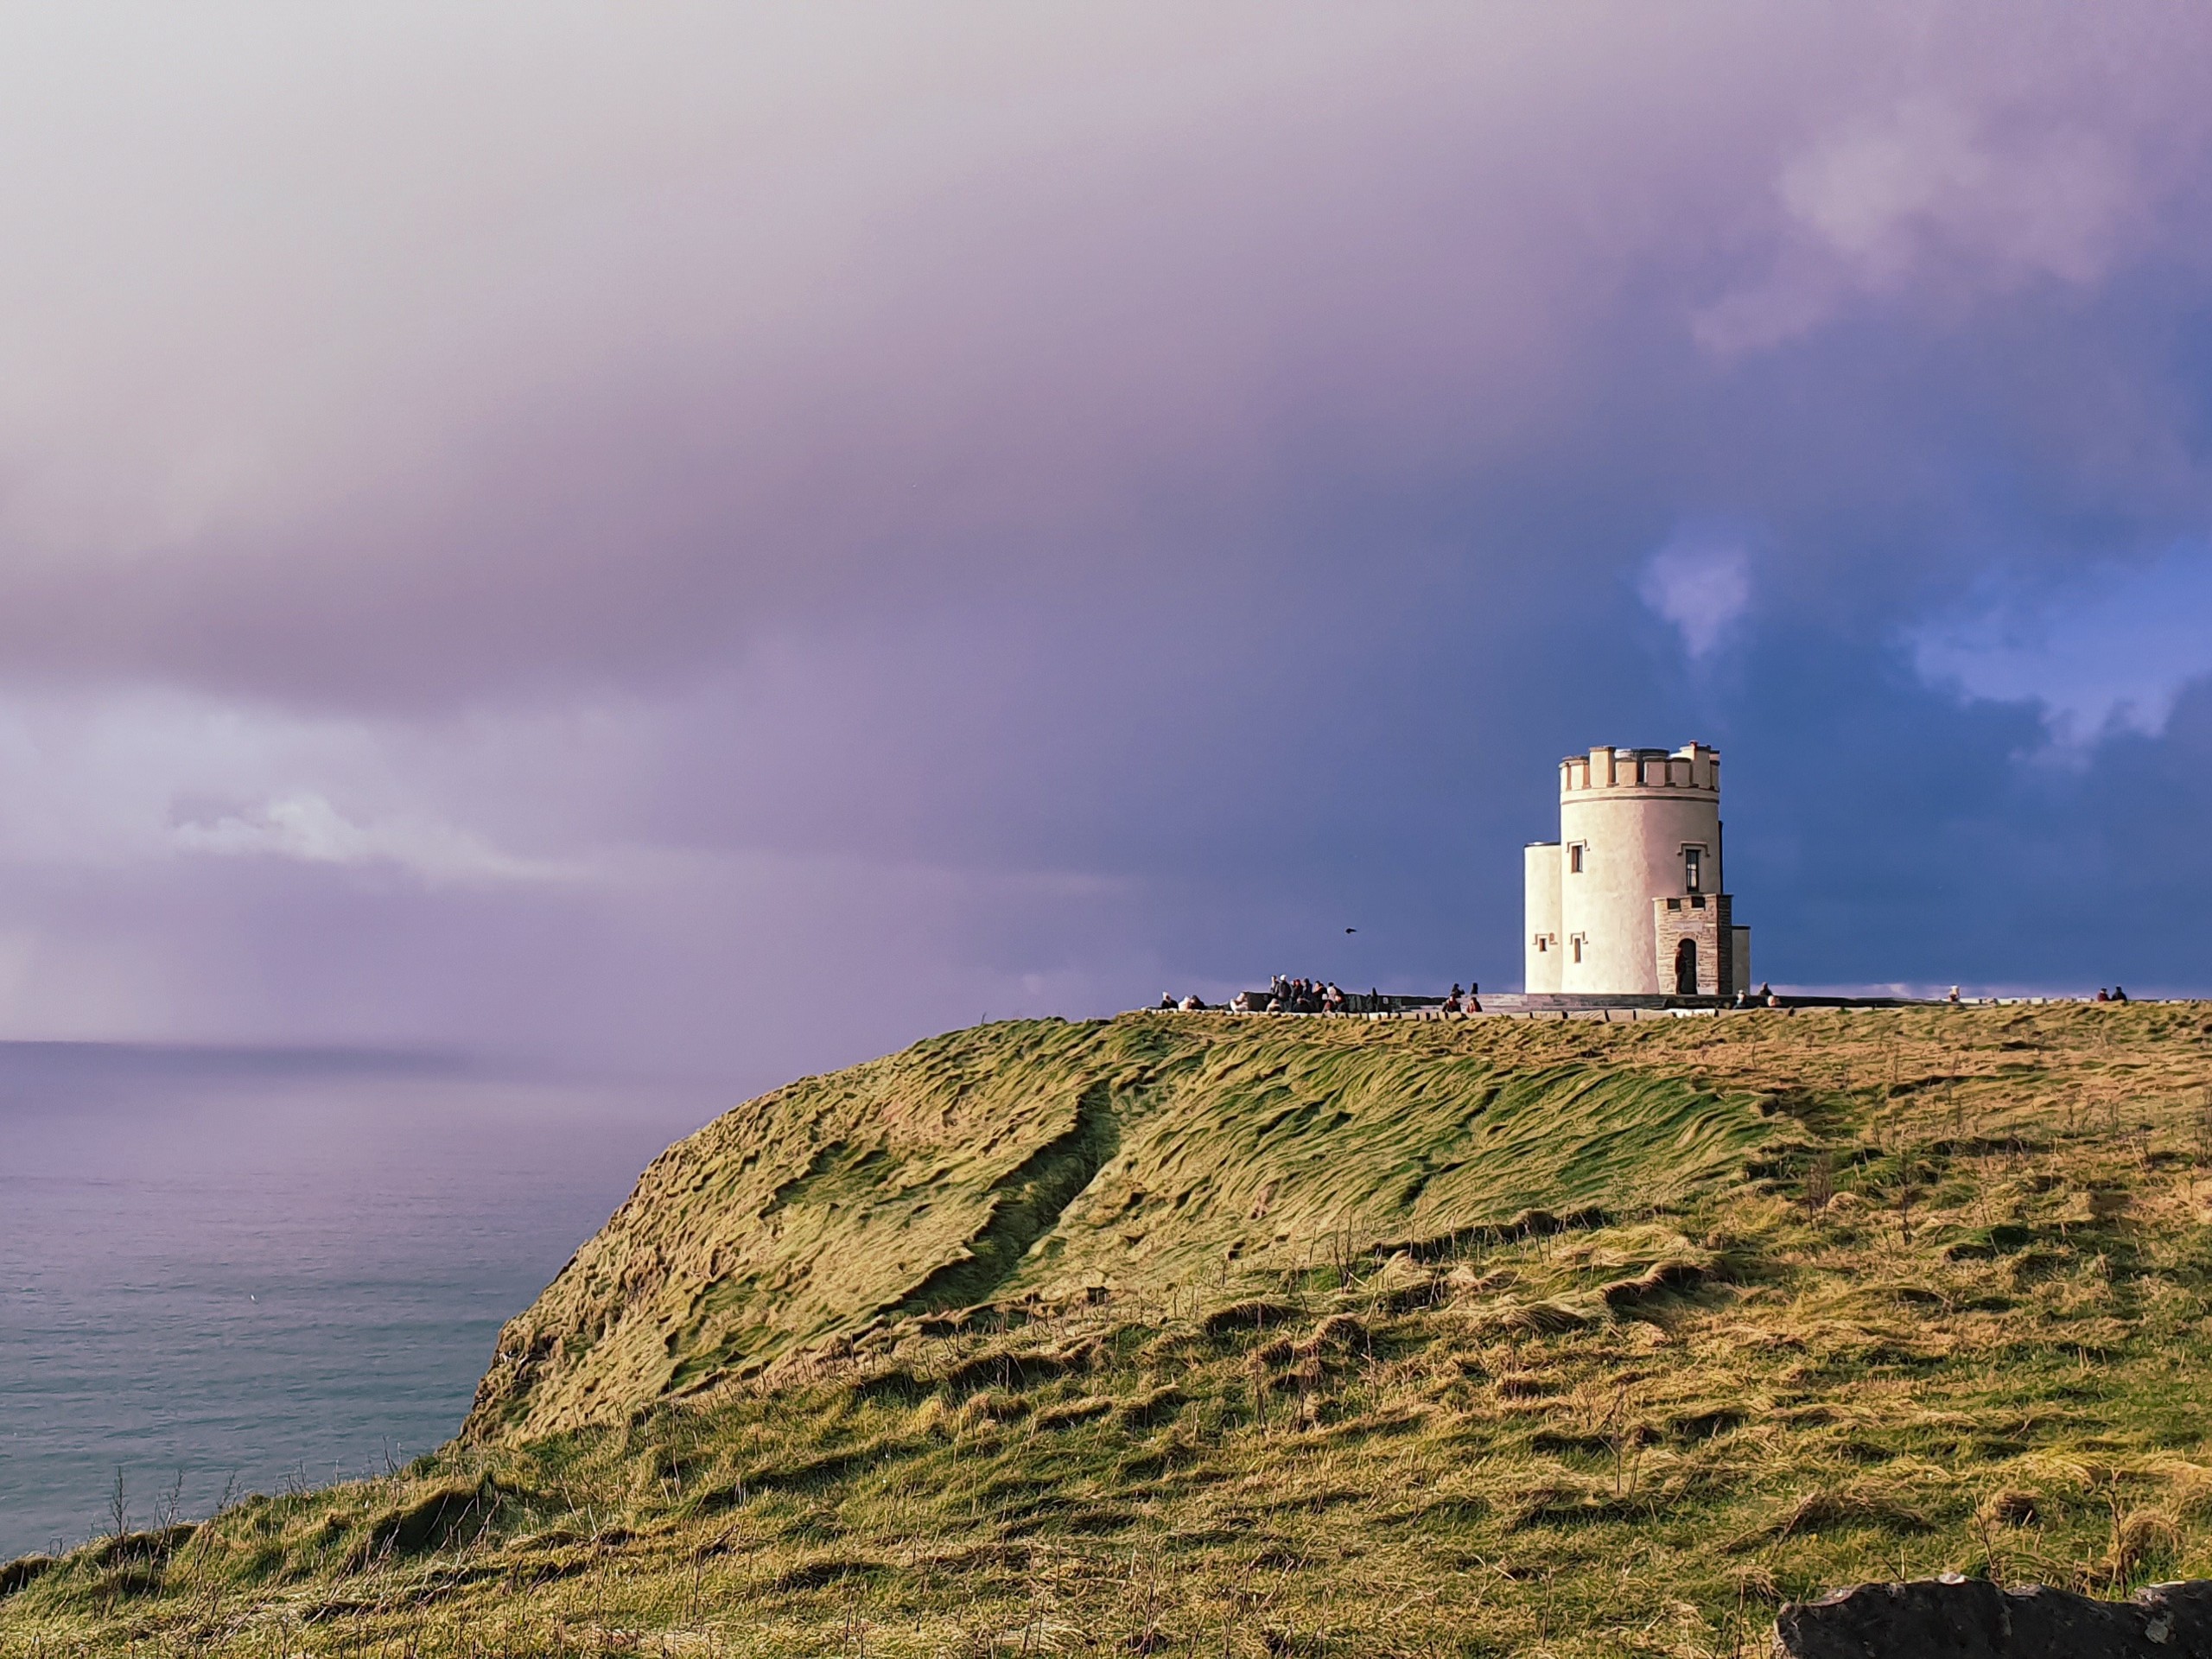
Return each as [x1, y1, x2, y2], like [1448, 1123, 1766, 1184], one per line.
[0, 5, 2207, 1086]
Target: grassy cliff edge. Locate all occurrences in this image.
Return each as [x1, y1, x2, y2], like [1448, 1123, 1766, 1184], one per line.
[6, 1005, 2212, 1657]
[467, 1014, 1770, 1442]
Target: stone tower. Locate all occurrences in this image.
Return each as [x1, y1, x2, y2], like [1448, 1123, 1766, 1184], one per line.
[1523, 743, 1751, 997]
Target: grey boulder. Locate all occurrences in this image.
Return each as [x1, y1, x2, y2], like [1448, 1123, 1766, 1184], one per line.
[1776, 1577, 2212, 1657]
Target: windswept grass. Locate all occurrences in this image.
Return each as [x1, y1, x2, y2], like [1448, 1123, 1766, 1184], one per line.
[5, 1003, 2211, 1656]
[466, 1014, 1773, 1443]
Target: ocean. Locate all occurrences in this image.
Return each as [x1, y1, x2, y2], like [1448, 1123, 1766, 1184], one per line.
[0, 1043, 719, 1562]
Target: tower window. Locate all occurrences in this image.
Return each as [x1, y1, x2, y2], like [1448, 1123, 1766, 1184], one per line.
[1569, 842, 1586, 874]
[1683, 846, 1703, 893]
[1570, 934, 1585, 963]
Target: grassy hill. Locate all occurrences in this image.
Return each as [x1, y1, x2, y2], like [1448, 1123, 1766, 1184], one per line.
[465, 1015, 1770, 1443]
[5, 1004, 2212, 1656]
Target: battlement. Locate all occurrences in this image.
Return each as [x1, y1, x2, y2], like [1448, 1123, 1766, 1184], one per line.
[1559, 742, 1719, 798]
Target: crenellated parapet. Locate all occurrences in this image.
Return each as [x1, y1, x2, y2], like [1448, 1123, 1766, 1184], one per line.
[1560, 743, 1719, 798]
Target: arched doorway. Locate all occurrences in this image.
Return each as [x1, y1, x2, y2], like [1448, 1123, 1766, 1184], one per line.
[1674, 937, 1698, 996]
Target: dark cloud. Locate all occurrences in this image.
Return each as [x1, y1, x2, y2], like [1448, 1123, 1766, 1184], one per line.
[0, 4, 2207, 1071]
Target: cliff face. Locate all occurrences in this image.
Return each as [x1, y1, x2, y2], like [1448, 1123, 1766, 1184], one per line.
[465, 1012, 1770, 1441]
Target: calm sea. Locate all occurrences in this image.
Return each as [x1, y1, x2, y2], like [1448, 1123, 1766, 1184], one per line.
[0, 1044, 719, 1562]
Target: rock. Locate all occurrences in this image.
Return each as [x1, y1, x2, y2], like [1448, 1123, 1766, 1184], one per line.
[1774, 1577, 2212, 1657]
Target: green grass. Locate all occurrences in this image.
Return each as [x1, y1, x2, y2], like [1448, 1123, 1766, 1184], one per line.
[5, 1003, 2212, 1656]
[466, 1014, 1774, 1443]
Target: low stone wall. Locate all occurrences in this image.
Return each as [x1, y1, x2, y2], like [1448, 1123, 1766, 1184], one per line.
[1141, 993, 2114, 1022]
[1212, 992, 1443, 1015]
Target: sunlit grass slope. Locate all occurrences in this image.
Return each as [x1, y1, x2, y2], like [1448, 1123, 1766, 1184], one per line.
[467, 1015, 1769, 1442]
[6, 1004, 2212, 1657]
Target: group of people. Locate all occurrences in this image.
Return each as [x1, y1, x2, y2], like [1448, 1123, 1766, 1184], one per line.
[1248, 975, 1355, 1014]
[1160, 976, 1487, 1016]
[1158, 977, 1376, 1014]
[1158, 980, 2139, 1019]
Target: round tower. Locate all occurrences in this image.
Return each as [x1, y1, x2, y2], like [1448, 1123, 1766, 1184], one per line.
[1540, 743, 1736, 996]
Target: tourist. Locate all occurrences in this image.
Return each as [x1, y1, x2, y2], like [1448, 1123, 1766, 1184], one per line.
[2112, 984, 2129, 1003]
[2095, 988, 2109, 1002]
[1230, 990, 1255, 1013]
[1466, 981, 1482, 1014]
[1158, 992, 1175, 1009]
[1179, 994, 1205, 1012]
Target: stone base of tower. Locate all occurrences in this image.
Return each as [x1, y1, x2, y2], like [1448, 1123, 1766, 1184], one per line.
[1652, 893, 1736, 997]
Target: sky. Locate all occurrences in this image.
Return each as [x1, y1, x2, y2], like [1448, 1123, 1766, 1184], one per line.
[0, 3, 2209, 1090]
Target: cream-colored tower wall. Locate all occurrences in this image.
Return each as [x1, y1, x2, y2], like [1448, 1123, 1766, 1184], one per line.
[1554, 744, 1723, 995]
[1523, 842, 1562, 992]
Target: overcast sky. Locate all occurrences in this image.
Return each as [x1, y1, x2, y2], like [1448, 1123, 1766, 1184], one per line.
[1, 4, 2208, 1087]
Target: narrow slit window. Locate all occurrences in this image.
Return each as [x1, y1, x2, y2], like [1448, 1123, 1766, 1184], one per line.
[1569, 842, 1586, 874]
[1683, 846, 1702, 893]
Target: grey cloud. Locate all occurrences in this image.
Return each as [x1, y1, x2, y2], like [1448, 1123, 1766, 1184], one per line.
[0, 6, 2209, 1063]
[12, 6, 2174, 702]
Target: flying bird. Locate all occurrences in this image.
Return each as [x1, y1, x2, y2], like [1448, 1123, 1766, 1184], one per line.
[1345, 927, 1357, 933]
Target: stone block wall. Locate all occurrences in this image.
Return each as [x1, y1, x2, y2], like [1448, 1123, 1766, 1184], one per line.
[1652, 893, 1732, 997]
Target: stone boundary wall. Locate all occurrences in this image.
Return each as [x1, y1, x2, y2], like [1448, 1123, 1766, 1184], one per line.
[1143, 994, 2109, 1024]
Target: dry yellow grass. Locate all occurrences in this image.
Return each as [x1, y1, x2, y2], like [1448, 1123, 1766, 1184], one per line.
[4, 1001, 2209, 1656]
